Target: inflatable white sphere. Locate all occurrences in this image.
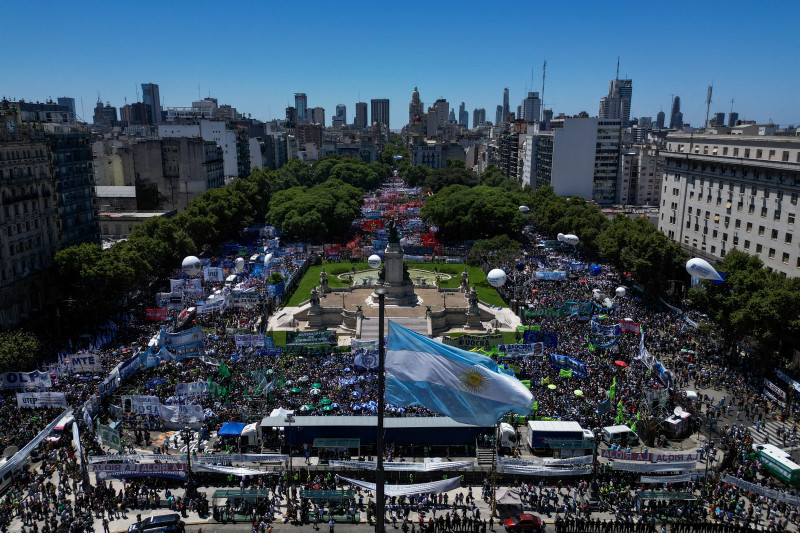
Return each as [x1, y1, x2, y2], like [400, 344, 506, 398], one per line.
[615, 286, 626, 298]
[235, 257, 245, 273]
[519, 205, 530, 212]
[367, 255, 382, 269]
[686, 257, 723, 281]
[487, 268, 507, 288]
[557, 233, 565, 241]
[263, 253, 273, 267]
[182, 256, 201, 276]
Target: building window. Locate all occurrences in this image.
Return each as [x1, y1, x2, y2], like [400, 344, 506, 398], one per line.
[758, 226, 765, 236]
[775, 210, 782, 221]
[756, 149, 763, 159]
[746, 222, 752, 232]
[756, 244, 762, 254]
[761, 207, 768, 217]
[735, 219, 741, 229]
[713, 230, 718, 238]
[783, 151, 790, 162]
[790, 213, 796, 224]
[745, 149, 751, 158]
[744, 240, 750, 250]
[772, 229, 779, 240]
[769, 248, 775, 259]
[786, 233, 793, 244]
[723, 147, 729, 155]
[784, 253, 790, 265]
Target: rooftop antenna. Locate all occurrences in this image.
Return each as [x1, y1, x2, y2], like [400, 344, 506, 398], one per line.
[616, 56, 620, 81]
[541, 59, 547, 123]
[704, 84, 713, 129]
[135, 84, 139, 102]
[730, 96, 735, 113]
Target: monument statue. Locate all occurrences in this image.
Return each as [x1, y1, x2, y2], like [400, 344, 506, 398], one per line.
[387, 218, 400, 244]
[319, 267, 329, 292]
[468, 284, 479, 308]
[371, 217, 417, 305]
[461, 267, 469, 293]
[309, 285, 321, 308]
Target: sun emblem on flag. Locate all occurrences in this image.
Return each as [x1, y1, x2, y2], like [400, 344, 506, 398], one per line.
[459, 366, 489, 394]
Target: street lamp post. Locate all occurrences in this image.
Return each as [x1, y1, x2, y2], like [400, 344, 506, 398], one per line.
[702, 440, 715, 501]
[182, 426, 194, 499]
[375, 287, 387, 533]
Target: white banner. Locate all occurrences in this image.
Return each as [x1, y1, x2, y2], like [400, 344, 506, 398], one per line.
[342, 476, 461, 497]
[90, 462, 187, 479]
[98, 370, 120, 398]
[196, 298, 228, 315]
[170, 279, 202, 296]
[88, 453, 288, 464]
[194, 464, 274, 476]
[611, 461, 696, 473]
[329, 460, 474, 471]
[69, 354, 103, 373]
[16, 392, 67, 409]
[174, 382, 210, 397]
[126, 395, 161, 416]
[498, 455, 593, 467]
[640, 474, 692, 484]
[203, 267, 224, 283]
[158, 404, 205, 423]
[722, 474, 800, 507]
[0, 370, 52, 390]
[497, 463, 593, 476]
[235, 334, 266, 348]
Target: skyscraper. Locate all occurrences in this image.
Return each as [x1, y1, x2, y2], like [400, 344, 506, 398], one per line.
[655, 110, 665, 129]
[409, 87, 423, 123]
[728, 112, 739, 127]
[598, 79, 633, 126]
[371, 99, 390, 128]
[310, 107, 325, 126]
[448, 109, 456, 122]
[294, 93, 307, 122]
[335, 104, 346, 125]
[57, 97, 77, 121]
[458, 102, 469, 128]
[521, 92, 541, 123]
[354, 102, 368, 129]
[713, 112, 726, 127]
[502, 88, 510, 121]
[669, 96, 681, 129]
[473, 108, 485, 127]
[495, 105, 503, 126]
[141, 83, 162, 124]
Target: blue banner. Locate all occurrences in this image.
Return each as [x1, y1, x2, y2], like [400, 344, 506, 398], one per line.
[590, 320, 622, 337]
[146, 377, 169, 390]
[542, 332, 558, 349]
[549, 353, 588, 379]
[498, 344, 542, 356]
[255, 348, 282, 357]
[522, 330, 542, 344]
[162, 326, 204, 358]
[565, 301, 593, 315]
[535, 271, 568, 281]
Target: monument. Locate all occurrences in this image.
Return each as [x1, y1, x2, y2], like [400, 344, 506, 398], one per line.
[372, 219, 418, 305]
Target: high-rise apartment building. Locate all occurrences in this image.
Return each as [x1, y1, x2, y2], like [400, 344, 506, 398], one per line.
[495, 105, 503, 126]
[502, 88, 510, 121]
[713, 113, 726, 127]
[617, 144, 664, 205]
[728, 112, 739, 128]
[294, 93, 308, 122]
[120, 102, 151, 126]
[657, 133, 800, 277]
[285, 107, 297, 129]
[409, 87, 423, 123]
[57, 97, 77, 122]
[521, 92, 541, 123]
[458, 102, 468, 128]
[370, 99, 390, 128]
[93, 101, 118, 129]
[310, 107, 325, 127]
[354, 102, 368, 129]
[141, 83, 162, 125]
[473, 108, 486, 127]
[656, 111, 666, 129]
[599, 79, 633, 126]
[335, 104, 346, 125]
[535, 117, 621, 204]
[669, 96, 682, 129]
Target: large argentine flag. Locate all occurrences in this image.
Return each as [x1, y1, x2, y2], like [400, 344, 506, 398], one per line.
[386, 322, 533, 426]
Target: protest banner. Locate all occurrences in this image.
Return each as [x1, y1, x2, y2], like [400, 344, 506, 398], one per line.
[145, 309, 169, 321]
[286, 330, 337, 346]
[16, 392, 68, 409]
[174, 382, 210, 397]
[68, 354, 103, 373]
[90, 462, 186, 480]
[0, 370, 52, 390]
[235, 334, 266, 348]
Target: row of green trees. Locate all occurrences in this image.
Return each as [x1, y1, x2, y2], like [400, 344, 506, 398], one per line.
[54, 156, 388, 329]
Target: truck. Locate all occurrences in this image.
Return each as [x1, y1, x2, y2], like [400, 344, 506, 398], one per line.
[601, 425, 640, 447]
[498, 422, 519, 453]
[526, 420, 592, 456]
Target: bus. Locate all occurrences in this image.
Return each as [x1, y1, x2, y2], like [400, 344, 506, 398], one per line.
[753, 443, 800, 486]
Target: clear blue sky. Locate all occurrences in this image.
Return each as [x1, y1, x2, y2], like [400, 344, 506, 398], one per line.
[3, 0, 798, 131]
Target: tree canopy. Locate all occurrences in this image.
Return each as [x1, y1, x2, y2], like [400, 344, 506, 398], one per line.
[0, 331, 41, 373]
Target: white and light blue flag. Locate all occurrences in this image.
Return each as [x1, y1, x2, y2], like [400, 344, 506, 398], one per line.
[386, 322, 533, 426]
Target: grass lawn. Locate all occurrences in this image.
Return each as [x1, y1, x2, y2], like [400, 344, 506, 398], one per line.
[283, 261, 507, 308]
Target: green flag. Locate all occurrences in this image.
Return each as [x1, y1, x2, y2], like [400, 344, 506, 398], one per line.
[631, 422, 637, 432]
[532, 400, 539, 411]
[219, 362, 231, 378]
[615, 412, 622, 424]
[617, 400, 623, 409]
[559, 368, 573, 378]
[97, 421, 122, 450]
[636, 411, 641, 420]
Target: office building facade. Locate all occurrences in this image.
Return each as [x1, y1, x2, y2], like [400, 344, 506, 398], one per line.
[657, 133, 800, 277]
[294, 93, 308, 122]
[141, 83, 162, 125]
[599, 79, 633, 126]
[354, 102, 368, 129]
[371, 99, 390, 128]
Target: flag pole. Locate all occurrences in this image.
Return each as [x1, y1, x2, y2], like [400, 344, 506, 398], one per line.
[375, 287, 387, 533]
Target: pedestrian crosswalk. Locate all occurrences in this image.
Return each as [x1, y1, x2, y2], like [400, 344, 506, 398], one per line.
[748, 419, 797, 451]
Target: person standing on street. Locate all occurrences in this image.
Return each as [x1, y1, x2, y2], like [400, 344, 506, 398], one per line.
[329, 518, 335, 533]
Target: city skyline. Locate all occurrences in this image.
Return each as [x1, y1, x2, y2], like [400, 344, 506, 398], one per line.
[3, 1, 799, 130]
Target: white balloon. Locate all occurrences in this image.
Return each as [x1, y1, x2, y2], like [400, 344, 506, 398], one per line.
[430, 226, 439, 233]
[615, 286, 626, 298]
[182, 256, 201, 277]
[519, 205, 530, 212]
[263, 253, 273, 267]
[487, 268, 507, 288]
[557, 233, 565, 241]
[686, 258, 724, 282]
[368, 254, 382, 269]
[562, 234, 580, 245]
[235, 257, 245, 273]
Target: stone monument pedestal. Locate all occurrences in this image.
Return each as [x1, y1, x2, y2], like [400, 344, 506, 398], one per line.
[371, 231, 417, 306]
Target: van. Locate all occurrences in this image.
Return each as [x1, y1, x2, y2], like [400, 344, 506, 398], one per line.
[602, 425, 640, 447]
[45, 415, 74, 445]
[127, 513, 184, 533]
[498, 422, 518, 453]
[224, 274, 239, 288]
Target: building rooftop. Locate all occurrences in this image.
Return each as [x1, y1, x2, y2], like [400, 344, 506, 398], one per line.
[95, 185, 136, 198]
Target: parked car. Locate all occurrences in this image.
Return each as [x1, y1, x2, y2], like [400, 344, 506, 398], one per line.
[128, 513, 184, 533]
[504, 513, 543, 533]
